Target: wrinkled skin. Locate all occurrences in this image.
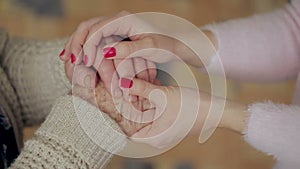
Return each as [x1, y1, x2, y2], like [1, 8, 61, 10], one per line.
[72, 82, 150, 136]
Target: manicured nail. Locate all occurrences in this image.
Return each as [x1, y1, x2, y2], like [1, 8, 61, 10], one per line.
[71, 53, 76, 63]
[103, 47, 116, 58]
[120, 78, 133, 88]
[84, 55, 89, 65]
[59, 49, 65, 57]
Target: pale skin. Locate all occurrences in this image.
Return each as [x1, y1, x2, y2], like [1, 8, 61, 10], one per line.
[62, 11, 249, 148]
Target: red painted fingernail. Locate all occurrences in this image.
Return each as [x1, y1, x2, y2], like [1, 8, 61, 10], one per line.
[120, 78, 133, 88]
[71, 53, 76, 63]
[103, 47, 116, 58]
[84, 55, 89, 65]
[59, 49, 65, 57]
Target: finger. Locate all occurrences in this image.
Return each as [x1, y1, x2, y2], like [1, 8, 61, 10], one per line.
[120, 77, 165, 105]
[133, 58, 150, 115]
[121, 101, 156, 124]
[104, 37, 156, 61]
[72, 64, 98, 89]
[133, 58, 149, 81]
[93, 83, 149, 136]
[64, 58, 74, 81]
[70, 17, 107, 65]
[96, 56, 120, 97]
[146, 60, 157, 83]
[94, 82, 124, 123]
[83, 11, 159, 66]
[114, 59, 137, 102]
[154, 79, 162, 85]
[118, 113, 150, 136]
[60, 34, 74, 61]
[83, 11, 132, 68]
[90, 35, 123, 68]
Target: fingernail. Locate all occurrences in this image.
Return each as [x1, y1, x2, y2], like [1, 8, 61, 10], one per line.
[84, 55, 89, 65]
[120, 78, 133, 88]
[59, 49, 65, 57]
[71, 53, 76, 63]
[103, 47, 116, 58]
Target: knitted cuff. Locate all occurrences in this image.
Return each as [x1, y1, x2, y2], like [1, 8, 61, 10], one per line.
[29, 95, 127, 168]
[2, 38, 71, 126]
[244, 101, 300, 165]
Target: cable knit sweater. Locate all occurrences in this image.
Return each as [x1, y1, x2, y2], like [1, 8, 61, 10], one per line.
[0, 28, 127, 168]
[204, 0, 300, 168]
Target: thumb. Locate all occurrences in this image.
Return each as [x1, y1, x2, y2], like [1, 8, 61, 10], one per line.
[104, 37, 155, 60]
[120, 78, 163, 102]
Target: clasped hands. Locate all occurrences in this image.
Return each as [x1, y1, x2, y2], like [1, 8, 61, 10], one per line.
[59, 11, 245, 149]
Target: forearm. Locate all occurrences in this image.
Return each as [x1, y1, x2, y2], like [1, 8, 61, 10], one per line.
[219, 100, 248, 133]
[190, 93, 248, 135]
[173, 30, 218, 68]
[10, 95, 126, 169]
[202, 1, 300, 82]
[2, 37, 71, 126]
[244, 102, 300, 166]
[193, 94, 300, 167]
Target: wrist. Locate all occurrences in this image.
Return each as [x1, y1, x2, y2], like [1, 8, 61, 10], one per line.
[220, 101, 248, 134]
[202, 30, 218, 50]
[190, 95, 248, 136]
[37, 96, 127, 167]
[173, 30, 218, 68]
[173, 38, 204, 68]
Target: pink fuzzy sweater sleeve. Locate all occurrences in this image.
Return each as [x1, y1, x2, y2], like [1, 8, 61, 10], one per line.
[203, 1, 300, 168]
[245, 102, 300, 168]
[204, 1, 300, 82]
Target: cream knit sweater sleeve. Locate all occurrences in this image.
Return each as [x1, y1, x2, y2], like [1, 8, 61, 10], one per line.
[1, 36, 71, 126]
[10, 95, 127, 169]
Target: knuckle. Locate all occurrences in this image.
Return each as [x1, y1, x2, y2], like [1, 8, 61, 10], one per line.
[117, 43, 130, 57]
[77, 21, 89, 31]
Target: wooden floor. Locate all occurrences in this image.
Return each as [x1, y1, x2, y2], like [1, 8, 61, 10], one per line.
[1, 0, 291, 168]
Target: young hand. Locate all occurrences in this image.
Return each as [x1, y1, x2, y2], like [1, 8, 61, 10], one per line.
[117, 77, 201, 149]
[59, 16, 157, 102]
[118, 77, 248, 148]
[72, 11, 217, 68]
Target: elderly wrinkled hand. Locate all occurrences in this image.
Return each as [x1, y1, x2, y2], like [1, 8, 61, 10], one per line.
[72, 81, 153, 136]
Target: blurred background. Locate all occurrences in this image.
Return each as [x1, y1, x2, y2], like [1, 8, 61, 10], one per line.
[0, 0, 293, 168]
